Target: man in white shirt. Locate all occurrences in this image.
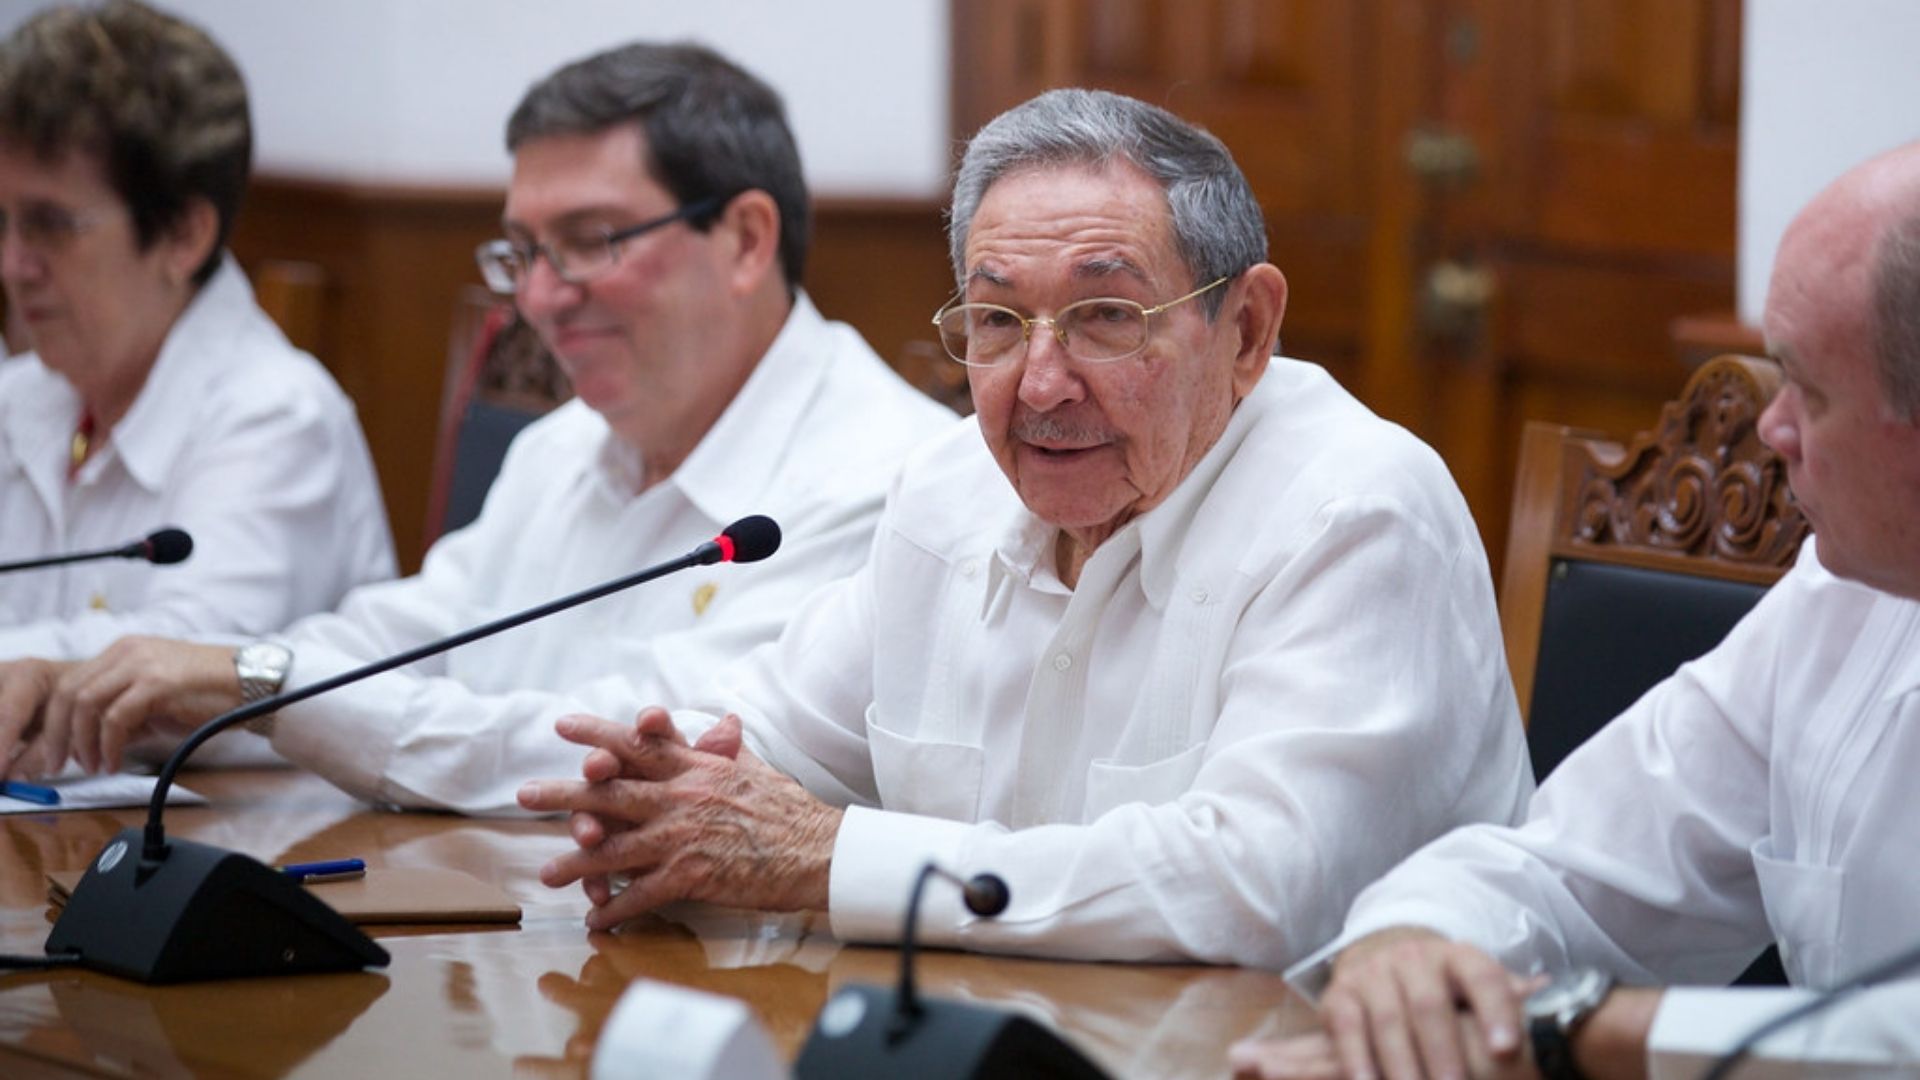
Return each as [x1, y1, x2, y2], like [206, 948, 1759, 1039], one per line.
[1230, 141, 1920, 1079]
[0, 41, 952, 809]
[516, 88, 1532, 965]
[0, 2, 394, 666]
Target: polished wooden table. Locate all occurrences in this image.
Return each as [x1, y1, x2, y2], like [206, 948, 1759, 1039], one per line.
[0, 770, 1313, 1077]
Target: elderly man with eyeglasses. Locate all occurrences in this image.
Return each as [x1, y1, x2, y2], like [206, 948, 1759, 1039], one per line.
[0, 40, 952, 811]
[516, 88, 1532, 966]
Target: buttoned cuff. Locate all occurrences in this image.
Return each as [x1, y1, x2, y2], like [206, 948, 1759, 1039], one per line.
[827, 805, 972, 946]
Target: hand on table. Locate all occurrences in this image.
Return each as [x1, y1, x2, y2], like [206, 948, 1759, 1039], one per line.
[518, 706, 842, 928]
[25, 637, 241, 776]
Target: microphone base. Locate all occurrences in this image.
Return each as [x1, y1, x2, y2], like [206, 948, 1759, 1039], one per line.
[46, 829, 389, 984]
[795, 984, 1109, 1080]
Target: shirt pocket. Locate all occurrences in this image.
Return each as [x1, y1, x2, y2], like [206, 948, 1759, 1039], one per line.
[866, 704, 983, 822]
[1751, 841, 1846, 987]
[1083, 742, 1207, 822]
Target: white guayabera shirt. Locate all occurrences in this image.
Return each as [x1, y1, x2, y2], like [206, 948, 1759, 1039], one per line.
[1296, 539, 1920, 1071]
[681, 359, 1534, 967]
[0, 255, 395, 661]
[265, 296, 957, 815]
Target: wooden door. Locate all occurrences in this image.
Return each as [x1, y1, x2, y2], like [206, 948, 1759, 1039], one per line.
[951, 0, 1742, 575]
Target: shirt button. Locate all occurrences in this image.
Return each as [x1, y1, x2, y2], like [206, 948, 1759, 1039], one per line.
[1190, 587, 1209, 604]
[1051, 653, 1072, 672]
[960, 559, 980, 578]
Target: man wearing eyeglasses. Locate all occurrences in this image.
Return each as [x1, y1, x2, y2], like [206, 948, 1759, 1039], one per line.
[0, 41, 953, 811]
[518, 89, 1531, 966]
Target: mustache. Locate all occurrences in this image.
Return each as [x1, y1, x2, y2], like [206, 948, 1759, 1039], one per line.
[1010, 411, 1117, 445]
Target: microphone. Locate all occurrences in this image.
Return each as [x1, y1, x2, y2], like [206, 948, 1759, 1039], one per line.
[0, 526, 194, 574]
[43, 515, 780, 984]
[794, 862, 1108, 1079]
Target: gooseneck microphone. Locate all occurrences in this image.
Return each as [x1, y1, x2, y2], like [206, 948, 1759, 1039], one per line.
[795, 861, 1108, 1079]
[44, 515, 779, 984]
[0, 526, 194, 574]
[894, 865, 1010, 1037]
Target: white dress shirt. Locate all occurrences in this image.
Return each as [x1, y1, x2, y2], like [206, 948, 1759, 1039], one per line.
[266, 295, 956, 815]
[680, 359, 1532, 966]
[1291, 539, 1920, 1061]
[0, 255, 395, 660]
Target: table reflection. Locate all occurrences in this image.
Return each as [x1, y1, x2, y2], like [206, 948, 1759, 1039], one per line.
[0, 771, 1310, 1078]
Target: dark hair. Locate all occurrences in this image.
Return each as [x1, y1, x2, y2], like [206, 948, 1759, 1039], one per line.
[1873, 208, 1920, 422]
[507, 41, 808, 292]
[948, 88, 1267, 319]
[0, 0, 250, 286]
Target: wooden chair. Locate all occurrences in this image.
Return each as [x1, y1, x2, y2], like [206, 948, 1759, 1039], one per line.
[1499, 354, 1809, 782]
[420, 287, 572, 553]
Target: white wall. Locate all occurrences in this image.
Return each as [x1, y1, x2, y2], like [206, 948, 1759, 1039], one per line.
[1739, 0, 1920, 324]
[0, 0, 950, 196]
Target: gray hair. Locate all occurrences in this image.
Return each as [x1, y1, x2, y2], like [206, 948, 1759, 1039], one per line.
[946, 88, 1267, 318]
[1874, 208, 1920, 422]
[507, 41, 808, 292]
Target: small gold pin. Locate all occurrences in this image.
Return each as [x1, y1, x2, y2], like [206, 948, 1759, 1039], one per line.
[89, 592, 109, 612]
[691, 582, 717, 617]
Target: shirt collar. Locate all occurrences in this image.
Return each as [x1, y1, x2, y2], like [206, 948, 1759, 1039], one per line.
[110, 255, 253, 493]
[664, 292, 837, 524]
[571, 293, 839, 522]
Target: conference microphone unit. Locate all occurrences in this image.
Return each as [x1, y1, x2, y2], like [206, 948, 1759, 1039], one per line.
[794, 862, 1110, 1079]
[42, 515, 781, 985]
[0, 527, 194, 575]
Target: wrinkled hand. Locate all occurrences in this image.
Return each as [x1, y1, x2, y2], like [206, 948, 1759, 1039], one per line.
[1306, 927, 1535, 1080]
[0, 657, 74, 780]
[517, 706, 842, 929]
[38, 637, 241, 775]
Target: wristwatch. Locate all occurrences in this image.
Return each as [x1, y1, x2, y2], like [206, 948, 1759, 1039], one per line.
[234, 642, 293, 737]
[1526, 967, 1614, 1080]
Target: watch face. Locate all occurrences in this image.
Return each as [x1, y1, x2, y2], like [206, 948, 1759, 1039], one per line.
[1529, 968, 1610, 1018]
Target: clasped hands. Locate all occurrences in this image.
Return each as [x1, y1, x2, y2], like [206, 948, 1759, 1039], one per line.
[517, 706, 842, 930]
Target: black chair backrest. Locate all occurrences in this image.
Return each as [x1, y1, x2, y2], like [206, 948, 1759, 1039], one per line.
[1527, 559, 1770, 780]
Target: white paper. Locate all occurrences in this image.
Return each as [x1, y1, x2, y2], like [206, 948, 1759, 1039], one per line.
[0, 773, 208, 814]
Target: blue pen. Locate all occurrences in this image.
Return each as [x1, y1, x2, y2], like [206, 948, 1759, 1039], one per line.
[1, 780, 60, 806]
[281, 857, 366, 883]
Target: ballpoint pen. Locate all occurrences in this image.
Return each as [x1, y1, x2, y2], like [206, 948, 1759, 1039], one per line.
[1, 780, 60, 806]
[281, 857, 367, 884]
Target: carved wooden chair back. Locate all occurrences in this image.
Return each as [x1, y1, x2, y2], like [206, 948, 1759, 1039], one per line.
[421, 287, 572, 554]
[1498, 354, 1809, 780]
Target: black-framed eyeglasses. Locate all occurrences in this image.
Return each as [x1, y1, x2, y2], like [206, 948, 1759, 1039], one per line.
[475, 194, 728, 294]
[931, 276, 1231, 367]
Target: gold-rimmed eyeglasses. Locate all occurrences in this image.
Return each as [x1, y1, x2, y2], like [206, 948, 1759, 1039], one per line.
[474, 194, 728, 294]
[931, 276, 1231, 367]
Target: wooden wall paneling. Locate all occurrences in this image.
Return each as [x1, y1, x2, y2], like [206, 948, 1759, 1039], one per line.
[950, 0, 1376, 394]
[805, 199, 962, 410]
[231, 179, 506, 572]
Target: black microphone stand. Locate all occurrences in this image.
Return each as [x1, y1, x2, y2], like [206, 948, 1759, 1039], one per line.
[795, 862, 1107, 1079]
[0, 527, 191, 574]
[45, 520, 774, 983]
